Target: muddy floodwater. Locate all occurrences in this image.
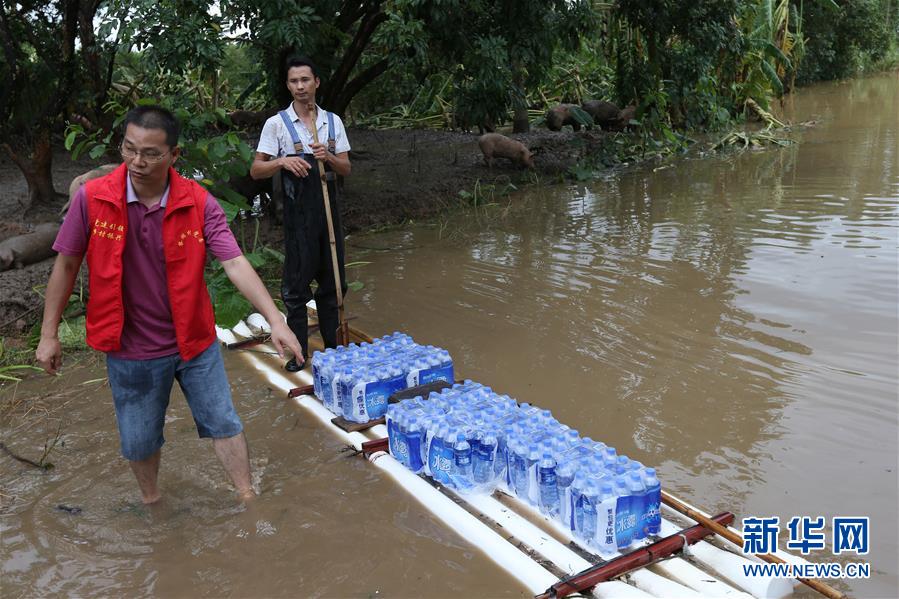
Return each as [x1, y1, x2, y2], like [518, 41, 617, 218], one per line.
[3, 72, 898, 598]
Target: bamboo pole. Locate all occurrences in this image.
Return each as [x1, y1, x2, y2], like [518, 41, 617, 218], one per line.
[307, 102, 350, 346]
[661, 490, 847, 599]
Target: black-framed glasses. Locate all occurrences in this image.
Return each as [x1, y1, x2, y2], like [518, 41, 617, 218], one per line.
[120, 144, 171, 163]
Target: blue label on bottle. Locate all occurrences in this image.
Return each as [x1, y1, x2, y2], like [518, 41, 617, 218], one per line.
[615, 496, 635, 549]
[407, 433, 424, 473]
[420, 364, 454, 385]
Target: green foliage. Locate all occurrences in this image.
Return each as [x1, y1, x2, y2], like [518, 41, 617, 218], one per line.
[733, 0, 794, 109]
[457, 179, 519, 209]
[796, 0, 898, 83]
[615, 0, 744, 128]
[534, 37, 616, 106]
[0, 339, 42, 382]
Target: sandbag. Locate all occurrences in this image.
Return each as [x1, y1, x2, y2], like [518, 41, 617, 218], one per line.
[0, 223, 60, 271]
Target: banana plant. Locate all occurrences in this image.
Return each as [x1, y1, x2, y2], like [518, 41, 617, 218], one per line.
[736, 0, 838, 110]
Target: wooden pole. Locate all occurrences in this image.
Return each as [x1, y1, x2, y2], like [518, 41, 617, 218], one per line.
[534, 512, 735, 599]
[661, 490, 847, 599]
[307, 102, 350, 346]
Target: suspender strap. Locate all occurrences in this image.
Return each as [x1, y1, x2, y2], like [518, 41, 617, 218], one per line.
[280, 108, 337, 155]
[278, 110, 304, 154]
[327, 111, 336, 154]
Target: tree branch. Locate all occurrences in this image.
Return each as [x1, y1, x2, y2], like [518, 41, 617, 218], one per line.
[332, 57, 390, 115]
[324, 6, 388, 112]
[336, 1, 373, 32]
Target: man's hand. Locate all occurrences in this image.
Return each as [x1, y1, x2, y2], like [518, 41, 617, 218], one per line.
[269, 320, 304, 363]
[35, 336, 63, 375]
[310, 142, 329, 165]
[279, 155, 312, 178]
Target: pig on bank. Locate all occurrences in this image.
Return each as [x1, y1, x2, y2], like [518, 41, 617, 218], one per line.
[478, 133, 534, 169]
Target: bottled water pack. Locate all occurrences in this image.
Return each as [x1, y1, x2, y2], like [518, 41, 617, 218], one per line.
[310, 332, 454, 423]
[385, 380, 663, 555]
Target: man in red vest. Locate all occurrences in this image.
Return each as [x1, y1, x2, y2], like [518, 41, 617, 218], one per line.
[35, 105, 302, 504]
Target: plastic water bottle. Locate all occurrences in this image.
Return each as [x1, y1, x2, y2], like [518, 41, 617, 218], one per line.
[473, 434, 496, 485]
[392, 410, 411, 467]
[556, 460, 576, 527]
[386, 403, 400, 458]
[537, 453, 559, 517]
[602, 445, 618, 467]
[404, 415, 425, 473]
[435, 424, 456, 484]
[575, 480, 598, 548]
[425, 419, 445, 478]
[596, 481, 618, 556]
[453, 433, 472, 487]
[614, 475, 633, 550]
[496, 424, 515, 482]
[627, 471, 647, 541]
[333, 364, 354, 417]
[507, 438, 528, 497]
[525, 443, 542, 504]
[642, 468, 662, 535]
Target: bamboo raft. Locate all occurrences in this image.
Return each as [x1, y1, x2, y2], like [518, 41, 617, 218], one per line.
[216, 306, 842, 599]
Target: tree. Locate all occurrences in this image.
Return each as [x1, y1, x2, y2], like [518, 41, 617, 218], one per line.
[218, 0, 595, 130]
[0, 0, 112, 209]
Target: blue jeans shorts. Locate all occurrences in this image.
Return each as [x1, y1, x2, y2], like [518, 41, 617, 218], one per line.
[106, 341, 243, 461]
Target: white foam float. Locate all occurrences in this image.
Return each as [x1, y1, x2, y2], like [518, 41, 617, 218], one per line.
[246, 312, 273, 335]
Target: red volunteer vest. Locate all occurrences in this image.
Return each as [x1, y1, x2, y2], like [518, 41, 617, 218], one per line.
[83, 164, 217, 361]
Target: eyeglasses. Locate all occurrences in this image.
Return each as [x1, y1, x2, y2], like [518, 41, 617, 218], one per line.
[120, 145, 171, 163]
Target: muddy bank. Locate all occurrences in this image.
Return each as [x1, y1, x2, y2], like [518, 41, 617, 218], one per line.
[0, 127, 607, 331]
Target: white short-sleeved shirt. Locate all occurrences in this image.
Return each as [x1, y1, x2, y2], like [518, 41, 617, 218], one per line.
[256, 103, 351, 157]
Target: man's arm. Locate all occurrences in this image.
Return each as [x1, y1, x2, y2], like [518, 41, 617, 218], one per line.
[250, 152, 312, 180]
[220, 255, 304, 361]
[310, 147, 351, 177]
[35, 253, 84, 374]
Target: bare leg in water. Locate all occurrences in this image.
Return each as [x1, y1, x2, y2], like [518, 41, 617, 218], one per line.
[129, 450, 162, 504]
[214, 432, 255, 500]
[128, 434, 254, 503]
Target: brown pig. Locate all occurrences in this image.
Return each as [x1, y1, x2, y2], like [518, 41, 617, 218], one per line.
[545, 104, 585, 132]
[615, 105, 638, 131]
[478, 133, 534, 169]
[581, 100, 621, 130]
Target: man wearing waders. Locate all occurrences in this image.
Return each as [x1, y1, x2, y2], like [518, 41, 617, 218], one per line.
[250, 57, 352, 371]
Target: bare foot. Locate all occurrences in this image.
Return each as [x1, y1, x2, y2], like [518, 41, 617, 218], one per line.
[237, 488, 257, 503]
[141, 493, 162, 505]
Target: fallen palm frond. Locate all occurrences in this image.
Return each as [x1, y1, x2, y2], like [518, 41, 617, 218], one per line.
[745, 97, 786, 128]
[710, 129, 793, 151]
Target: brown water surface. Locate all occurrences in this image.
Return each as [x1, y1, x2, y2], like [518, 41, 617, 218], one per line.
[2, 72, 897, 598]
[349, 72, 898, 598]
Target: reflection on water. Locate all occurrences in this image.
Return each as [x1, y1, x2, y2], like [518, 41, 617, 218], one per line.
[2, 72, 897, 597]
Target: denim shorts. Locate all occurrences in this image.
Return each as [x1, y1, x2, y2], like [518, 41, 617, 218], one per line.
[106, 341, 243, 461]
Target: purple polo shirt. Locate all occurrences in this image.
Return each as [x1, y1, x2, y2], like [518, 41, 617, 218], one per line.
[53, 175, 242, 359]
